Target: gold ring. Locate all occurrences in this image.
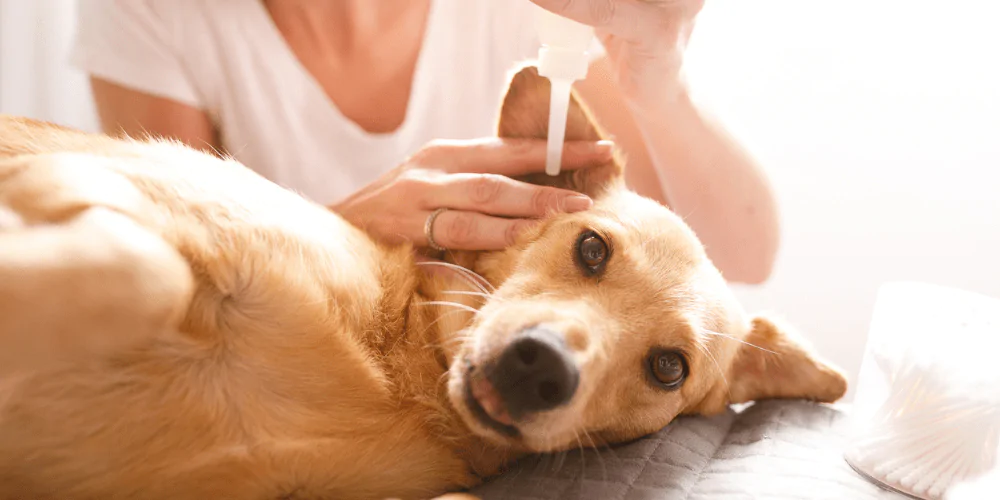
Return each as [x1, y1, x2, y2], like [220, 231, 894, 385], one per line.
[424, 208, 448, 252]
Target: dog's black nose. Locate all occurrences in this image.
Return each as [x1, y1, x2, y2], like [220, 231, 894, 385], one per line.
[486, 326, 579, 417]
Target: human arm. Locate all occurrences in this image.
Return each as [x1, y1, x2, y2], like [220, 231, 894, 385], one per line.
[574, 58, 779, 284]
[72, 0, 220, 154]
[533, 0, 780, 284]
[89, 77, 221, 155]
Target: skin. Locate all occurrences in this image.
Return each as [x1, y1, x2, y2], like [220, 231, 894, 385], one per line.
[87, 0, 779, 284]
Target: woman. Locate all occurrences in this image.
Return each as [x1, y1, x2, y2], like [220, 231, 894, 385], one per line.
[72, 0, 779, 283]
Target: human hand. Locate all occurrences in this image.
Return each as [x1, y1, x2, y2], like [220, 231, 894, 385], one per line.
[530, 0, 705, 108]
[331, 137, 613, 251]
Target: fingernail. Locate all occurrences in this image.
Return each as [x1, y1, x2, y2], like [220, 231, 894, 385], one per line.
[563, 195, 593, 212]
[595, 140, 615, 158]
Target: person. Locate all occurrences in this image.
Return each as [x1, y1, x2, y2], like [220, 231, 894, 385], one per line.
[71, 0, 779, 284]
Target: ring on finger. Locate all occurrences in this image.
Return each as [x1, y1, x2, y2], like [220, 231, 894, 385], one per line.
[424, 207, 448, 252]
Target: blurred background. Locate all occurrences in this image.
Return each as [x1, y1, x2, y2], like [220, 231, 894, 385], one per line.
[1, 0, 998, 400]
[0, 1, 96, 131]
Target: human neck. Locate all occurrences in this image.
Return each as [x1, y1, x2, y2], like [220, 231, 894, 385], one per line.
[264, 0, 429, 52]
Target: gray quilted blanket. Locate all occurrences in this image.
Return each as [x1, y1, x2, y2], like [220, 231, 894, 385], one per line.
[471, 400, 906, 499]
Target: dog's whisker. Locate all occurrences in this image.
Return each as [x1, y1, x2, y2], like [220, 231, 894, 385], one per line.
[430, 334, 474, 350]
[420, 307, 475, 339]
[440, 290, 495, 301]
[551, 446, 568, 477]
[701, 328, 778, 354]
[415, 261, 495, 293]
[416, 301, 480, 316]
[558, 431, 580, 480]
[439, 332, 473, 343]
[424, 331, 474, 352]
[450, 265, 495, 293]
[398, 307, 471, 357]
[696, 340, 732, 399]
[531, 442, 555, 480]
[415, 291, 488, 353]
[586, 430, 607, 483]
[588, 428, 619, 483]
[572, 431, 587, 489]
[552, 446, 568, 475]
[416, 261, 489, 295]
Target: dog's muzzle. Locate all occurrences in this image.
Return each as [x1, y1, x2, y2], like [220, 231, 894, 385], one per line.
[484, 325, 580, 419]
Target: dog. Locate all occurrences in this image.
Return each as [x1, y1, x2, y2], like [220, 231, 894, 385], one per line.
[0, 65, 847, 500]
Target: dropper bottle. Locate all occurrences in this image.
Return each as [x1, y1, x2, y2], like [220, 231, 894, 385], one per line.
[532, 4, 595, 176]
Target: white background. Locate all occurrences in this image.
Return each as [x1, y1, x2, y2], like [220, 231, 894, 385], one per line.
[2, 0, 998, 399]
[685, 0, 1000, 398]
[0, 0, 96, 131]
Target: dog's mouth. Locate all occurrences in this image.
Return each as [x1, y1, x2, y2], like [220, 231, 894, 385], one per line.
[462, 365, 520, 439]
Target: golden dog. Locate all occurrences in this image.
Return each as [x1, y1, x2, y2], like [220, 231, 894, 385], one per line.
[0, 65, 846, 499]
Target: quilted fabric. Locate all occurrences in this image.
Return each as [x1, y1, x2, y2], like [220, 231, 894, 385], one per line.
[470, 400, 907, 499]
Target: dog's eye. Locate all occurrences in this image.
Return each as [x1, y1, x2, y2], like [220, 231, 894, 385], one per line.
[647, 349, 688, 390]
[576, 231, 609, 274]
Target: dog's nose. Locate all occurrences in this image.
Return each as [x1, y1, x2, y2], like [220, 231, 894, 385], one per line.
[486, 326, 579, 417]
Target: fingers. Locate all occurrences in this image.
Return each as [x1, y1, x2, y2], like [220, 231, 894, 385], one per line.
[428, 173, 592, 218]
[420, 137, 614, 176]
[529, 0, 651, 36]
[428, 210, 539, 251]
[345, 136, 613, 252]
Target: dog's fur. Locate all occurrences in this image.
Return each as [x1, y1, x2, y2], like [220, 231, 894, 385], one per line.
[0, 66, 847, 500]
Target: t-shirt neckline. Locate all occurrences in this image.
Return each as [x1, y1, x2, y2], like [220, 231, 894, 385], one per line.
[247, 0, 442, 143]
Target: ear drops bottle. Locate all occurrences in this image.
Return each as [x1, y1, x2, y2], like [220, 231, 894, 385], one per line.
[532, 4, 595, 176]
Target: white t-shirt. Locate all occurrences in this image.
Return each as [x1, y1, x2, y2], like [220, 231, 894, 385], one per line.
[71, 0, 603, 205]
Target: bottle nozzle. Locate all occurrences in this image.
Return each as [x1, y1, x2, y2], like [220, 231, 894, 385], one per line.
[545, 78, 573, 176]
[532, 4, 594, 177]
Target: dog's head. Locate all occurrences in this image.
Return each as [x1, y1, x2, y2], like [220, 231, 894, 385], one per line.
[445, 65, 846, 453]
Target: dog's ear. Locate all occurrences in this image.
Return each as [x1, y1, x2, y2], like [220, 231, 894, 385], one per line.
[727, 315, 848, 405]
[497, 64, 623, 199]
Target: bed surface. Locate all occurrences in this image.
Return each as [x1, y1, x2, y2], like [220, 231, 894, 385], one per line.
[471, 400, 907, 499]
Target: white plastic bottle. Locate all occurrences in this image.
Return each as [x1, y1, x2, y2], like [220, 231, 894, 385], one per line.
[532, 4, 596, 176]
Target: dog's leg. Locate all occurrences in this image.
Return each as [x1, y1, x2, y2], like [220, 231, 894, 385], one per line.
[0, 154, 194, 375]
[0, 206, 193, 376]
